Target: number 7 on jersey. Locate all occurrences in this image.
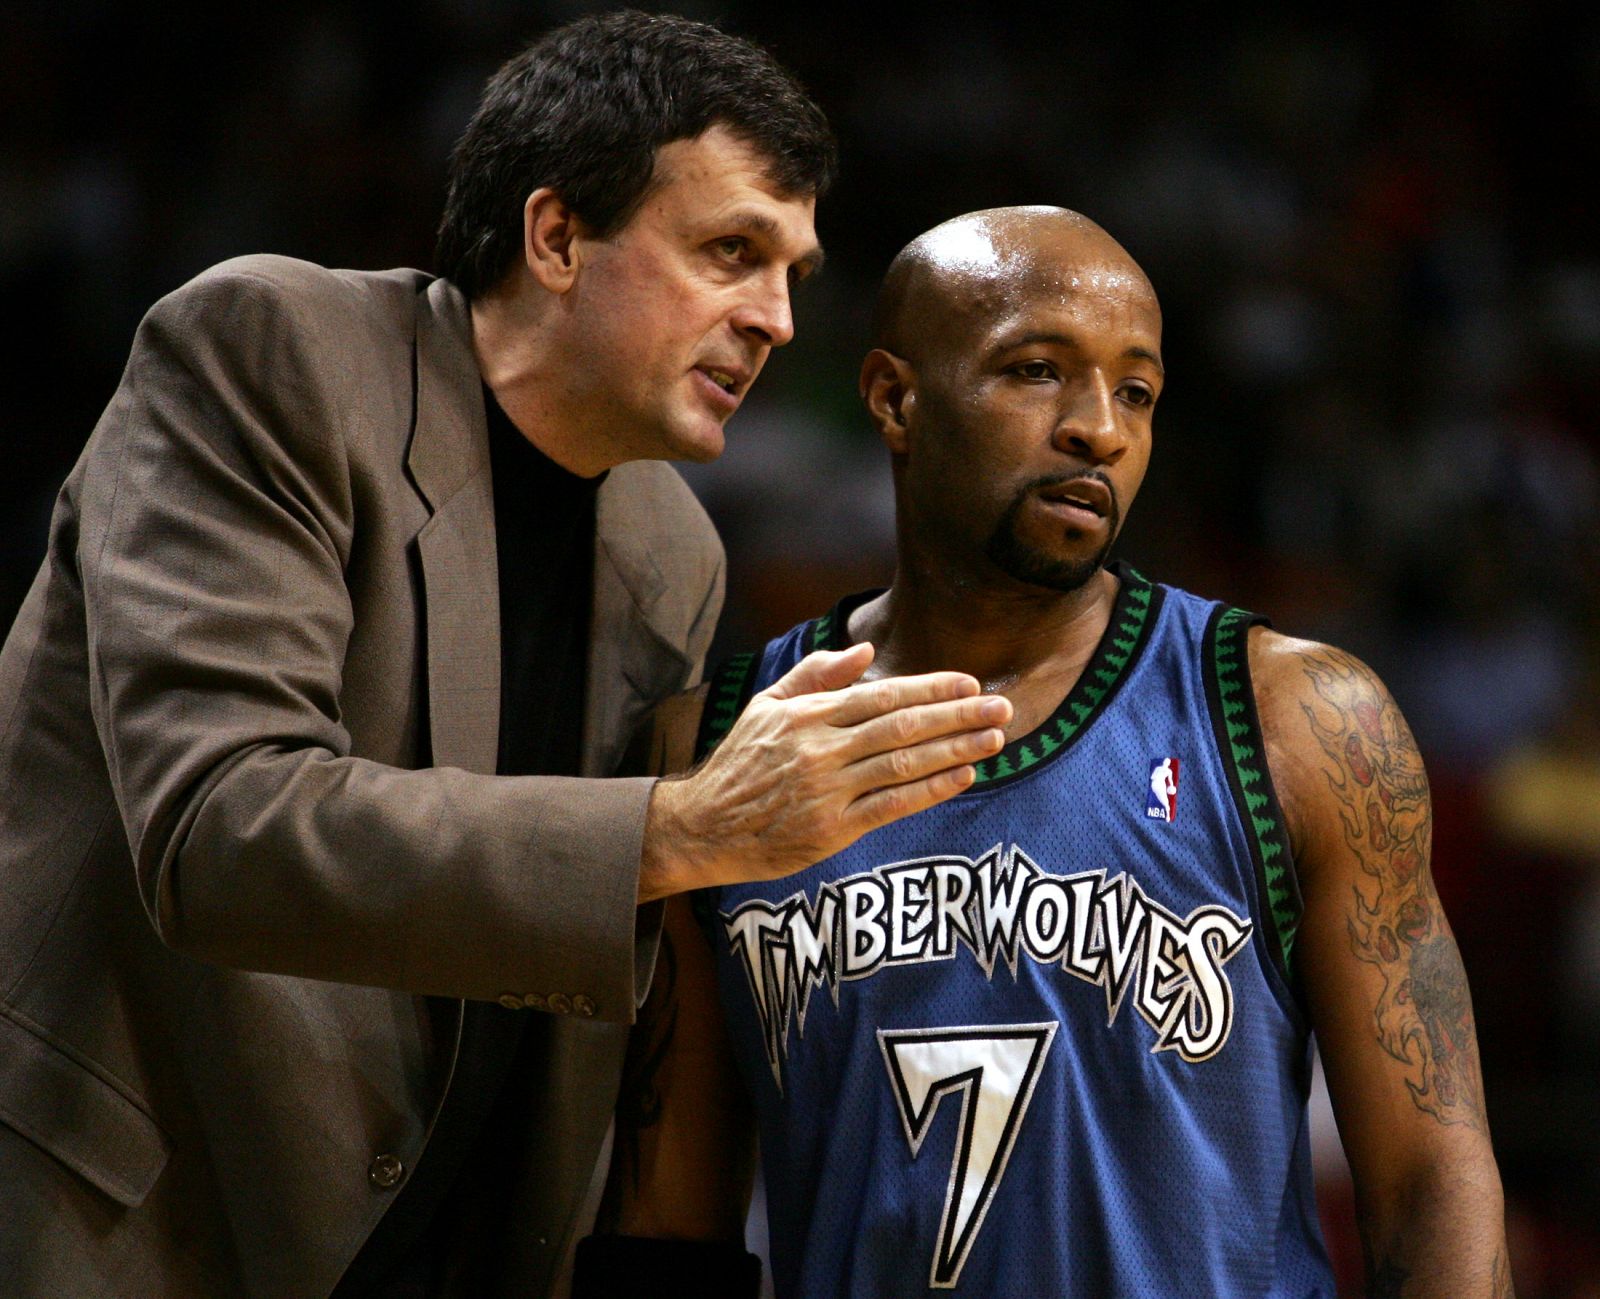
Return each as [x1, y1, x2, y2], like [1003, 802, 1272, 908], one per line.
[877, 1023, 1058, 1289]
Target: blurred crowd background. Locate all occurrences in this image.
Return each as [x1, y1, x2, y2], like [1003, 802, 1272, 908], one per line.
[3, 2, 1597, 1292]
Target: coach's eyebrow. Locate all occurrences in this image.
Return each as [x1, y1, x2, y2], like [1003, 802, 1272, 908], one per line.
[725, 209, 826, 275]
[796, 246, 826, 277]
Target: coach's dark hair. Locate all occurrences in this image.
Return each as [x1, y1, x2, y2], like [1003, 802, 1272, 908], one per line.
[436, 10, 837, 299]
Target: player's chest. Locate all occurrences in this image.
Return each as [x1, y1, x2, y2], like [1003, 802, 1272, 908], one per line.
[714, 758, 1263, 1083]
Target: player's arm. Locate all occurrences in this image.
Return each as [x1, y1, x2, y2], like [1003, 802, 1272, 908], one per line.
[1252, 629, 1512, 1298]
[579, 687, 763, 1295]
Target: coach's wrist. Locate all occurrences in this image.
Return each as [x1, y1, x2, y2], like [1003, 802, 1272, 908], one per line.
[638, 774, 718, 904]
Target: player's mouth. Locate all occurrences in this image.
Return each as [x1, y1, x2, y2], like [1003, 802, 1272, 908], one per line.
[1035, 476, 1113, 526]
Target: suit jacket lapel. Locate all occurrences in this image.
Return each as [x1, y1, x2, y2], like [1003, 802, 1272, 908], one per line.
[584, 467, 695, 778]
[409, 277, 500, 776]
[408, 277, 696, 782]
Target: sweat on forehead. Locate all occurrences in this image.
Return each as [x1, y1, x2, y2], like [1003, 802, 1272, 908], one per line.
[872, 206, 1154, 355]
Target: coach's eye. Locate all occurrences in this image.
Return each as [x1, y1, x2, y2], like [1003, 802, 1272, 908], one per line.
[712, 237, 749, 262]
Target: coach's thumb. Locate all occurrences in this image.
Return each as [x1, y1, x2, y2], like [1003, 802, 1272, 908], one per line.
[765, 643, 875, 700]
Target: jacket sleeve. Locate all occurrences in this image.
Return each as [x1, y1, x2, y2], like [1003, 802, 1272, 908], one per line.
[78, 266, 714, 1023]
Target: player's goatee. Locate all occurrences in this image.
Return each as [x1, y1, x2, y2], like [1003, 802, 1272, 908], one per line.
[985, 470, 1120, 592]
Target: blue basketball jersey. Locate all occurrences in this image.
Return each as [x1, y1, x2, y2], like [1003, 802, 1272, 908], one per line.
[697, 565, 1336, 1298]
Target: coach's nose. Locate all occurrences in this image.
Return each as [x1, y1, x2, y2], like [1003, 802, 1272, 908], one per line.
[732, 270, 796, 349]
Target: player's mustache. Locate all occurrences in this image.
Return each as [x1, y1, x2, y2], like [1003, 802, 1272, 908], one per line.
[1016, 470, 1120, 525]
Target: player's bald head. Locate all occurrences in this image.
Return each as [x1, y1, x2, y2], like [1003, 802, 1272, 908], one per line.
[871, 206, 1158, 362]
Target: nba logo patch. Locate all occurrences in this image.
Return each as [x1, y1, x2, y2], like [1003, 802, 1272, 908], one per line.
[1146, 757, 1179, 822]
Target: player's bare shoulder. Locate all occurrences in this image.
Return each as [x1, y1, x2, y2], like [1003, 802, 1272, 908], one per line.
[1247, 626, 1428, 877]
[1248, 625, 1489, 1135]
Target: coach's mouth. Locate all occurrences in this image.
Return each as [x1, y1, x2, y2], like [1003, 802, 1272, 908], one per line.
[691, 361, 755, 418]
[696, 361, 752, 395]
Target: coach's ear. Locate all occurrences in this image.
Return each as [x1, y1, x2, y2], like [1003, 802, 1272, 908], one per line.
[523, 187, 586, 293]
[859, 349, 917, 455]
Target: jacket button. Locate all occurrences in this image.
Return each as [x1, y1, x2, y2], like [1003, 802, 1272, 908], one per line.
[573, 995, 595, 1018]
[523, 992, 547, 1011]
[497, 994, 524, 1011]
[547, 993, 572, 1016]
[368, 1154, 405, 1191]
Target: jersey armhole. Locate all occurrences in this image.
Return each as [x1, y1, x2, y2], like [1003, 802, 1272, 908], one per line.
[1201, 604, 1308, 1022]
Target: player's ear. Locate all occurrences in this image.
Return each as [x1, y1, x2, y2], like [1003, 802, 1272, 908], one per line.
[860, 349, 917, 454]
[523, 187, 587, 293]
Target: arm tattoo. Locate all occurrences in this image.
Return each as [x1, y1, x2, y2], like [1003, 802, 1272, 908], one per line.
[1299, 648, 1487, 1131]
[1359, 1243, 1514, 1297]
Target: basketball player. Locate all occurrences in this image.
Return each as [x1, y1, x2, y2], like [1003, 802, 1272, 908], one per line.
[584, 208, 1512, 1298]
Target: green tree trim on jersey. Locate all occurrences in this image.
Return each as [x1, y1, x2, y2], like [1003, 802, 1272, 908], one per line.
[1204, 604, 1304, 992]
[698, 564, 1161, 791]
[961, 565, 1157, 787]
[1297, 646, 1488, 1132]
[694, 651, 760, 762]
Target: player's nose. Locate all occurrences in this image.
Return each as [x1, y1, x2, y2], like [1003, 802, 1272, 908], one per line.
[1052, 373, 1125, 464]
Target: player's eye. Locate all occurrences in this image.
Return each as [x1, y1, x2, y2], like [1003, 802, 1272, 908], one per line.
[1012, 360, 1056, 381]
[1120, 383, 1156, 407]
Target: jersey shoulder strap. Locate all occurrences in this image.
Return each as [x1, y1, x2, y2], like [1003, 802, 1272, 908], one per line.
[1200, 603, 1304, 996]
[688, 649, 765, 937]
[693, 593, 861, 765]
[694, 650, 762, 764]
[688, 602, 847, 934]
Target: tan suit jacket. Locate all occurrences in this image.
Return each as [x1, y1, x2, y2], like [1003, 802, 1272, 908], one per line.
[0, 256, 723, 1297]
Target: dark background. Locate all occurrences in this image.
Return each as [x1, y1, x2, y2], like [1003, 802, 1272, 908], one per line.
[4, 2, 1598, 1291]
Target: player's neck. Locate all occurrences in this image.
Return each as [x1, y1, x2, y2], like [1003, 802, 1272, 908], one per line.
[852, 563, 1119, 710]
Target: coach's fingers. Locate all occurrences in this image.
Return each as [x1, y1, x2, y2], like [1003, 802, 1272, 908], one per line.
[834, 694, 1013, 761]
[843, 762, 982, 835]
[761, 643, 876, 701]
[841, 727, 1007, 794]
[816, 670, 991, 728]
